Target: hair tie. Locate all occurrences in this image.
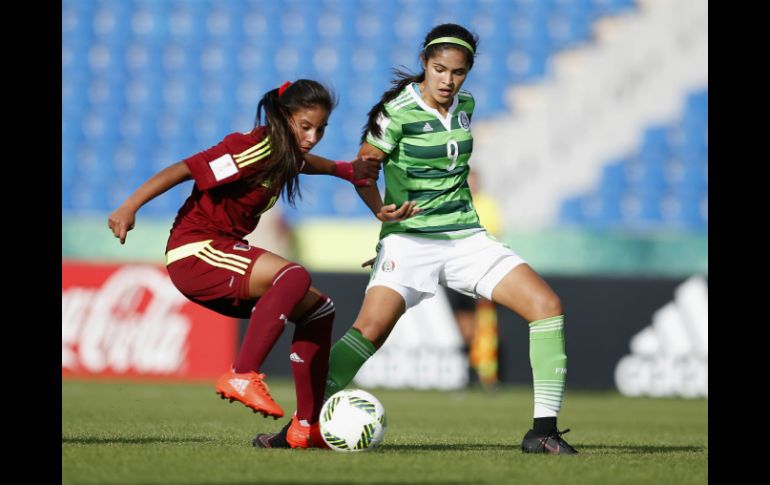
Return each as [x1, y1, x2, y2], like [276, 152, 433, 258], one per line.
[278, 81, 292, 97]
[424, 36, 475, 55]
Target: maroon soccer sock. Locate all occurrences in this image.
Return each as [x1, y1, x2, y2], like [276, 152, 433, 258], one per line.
[290, 295, 335, 424]
[233, 264, 311, 373]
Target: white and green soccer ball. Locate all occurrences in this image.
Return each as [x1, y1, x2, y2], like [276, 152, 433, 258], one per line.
[319, 389, 386, 452]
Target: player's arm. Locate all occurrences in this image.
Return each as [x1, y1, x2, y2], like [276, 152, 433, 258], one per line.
[355, 143, 421, 222]
[302, 152, 379, 187]
[108, 161, 192, 244]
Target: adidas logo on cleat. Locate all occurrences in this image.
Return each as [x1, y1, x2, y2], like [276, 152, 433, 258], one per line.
[229, 378, 249, 395]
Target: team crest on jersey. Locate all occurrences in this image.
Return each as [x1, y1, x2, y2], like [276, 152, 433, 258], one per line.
[233, 243, 251, 251]
[381, 259, 396, 273]
[458, 111, 471, 131]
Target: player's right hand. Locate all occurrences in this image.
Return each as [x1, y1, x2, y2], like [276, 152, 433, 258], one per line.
[376, 200, 422, 222]
[108, 206, 136, 245]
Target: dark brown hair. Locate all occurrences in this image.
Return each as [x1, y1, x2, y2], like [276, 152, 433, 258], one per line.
[362, 23, 479, 143]
[254, 79, 337, 205]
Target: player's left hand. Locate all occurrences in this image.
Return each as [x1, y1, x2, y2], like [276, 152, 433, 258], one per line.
[349, 155, 380, 186]
[376, 200, 422, 222]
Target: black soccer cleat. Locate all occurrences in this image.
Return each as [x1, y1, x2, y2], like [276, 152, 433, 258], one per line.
[252, 419, 292, 448]
[521, 428, 579, 454]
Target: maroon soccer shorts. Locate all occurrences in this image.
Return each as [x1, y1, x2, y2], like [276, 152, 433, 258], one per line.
[165, 239, 267, 319]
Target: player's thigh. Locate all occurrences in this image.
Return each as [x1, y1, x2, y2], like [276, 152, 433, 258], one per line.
[490, 264, 562, 322]
[247, 251, 302, 298]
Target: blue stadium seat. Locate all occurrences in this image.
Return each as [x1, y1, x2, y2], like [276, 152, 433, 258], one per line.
[62, 139, 79, 187]
[507, 45, 549, 82]
[547, 7, 592, 50]
[66, 178, 111, 213]
[624, 157, 666, 195]
[508, 11, 551, 51]
[118, 110, 160, 150]
[162, 42, 201, 79]
[658, 189, 704, 230]
[282, 175, 338, 224]
[81, 108, 121, 148]
[353, 10, 393, 50]
[74, 141, 115, 187]
[599, 160, 629, 193]
[558, 195, 585, 225]
[130, 0, 171, 44]
[160, 77, 202, 116]
[619, 188, 662, 229]
[685, 89, 708, 117]
[204, 6, 244, 47]
[591, 189, 623, 227]
[391, 4, 432, 45]
[638, 126, 671, 162]
[589, 0, 637, 15]
[167, 0, 208, 45]
[86, 76, 128, 116]
[62, 1, 96, 45]
[91, 1, 133, 47]
[62, 41, 91, 81]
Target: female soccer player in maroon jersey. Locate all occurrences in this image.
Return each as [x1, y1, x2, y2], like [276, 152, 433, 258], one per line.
[108, 79, 378, 449]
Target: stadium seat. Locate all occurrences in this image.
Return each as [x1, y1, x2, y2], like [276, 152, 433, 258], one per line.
[547, 8, 592, 50]
[599, 161, 629, 193]
[558, 195, 585, 225]
[91, 2, 133, 47]
[130, 0, 171, 44]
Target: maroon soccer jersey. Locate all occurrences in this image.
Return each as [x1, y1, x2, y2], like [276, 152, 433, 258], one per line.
[166, 126, 282, 252]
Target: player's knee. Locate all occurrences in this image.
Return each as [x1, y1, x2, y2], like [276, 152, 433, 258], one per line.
[533, 292, 563, 320]
[352, 318, 391, 349]
[296, 293, 335, 327]
[274, 263, 312, 291]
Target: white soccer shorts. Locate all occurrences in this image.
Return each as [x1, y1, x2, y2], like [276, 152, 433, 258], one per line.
[366, 230, 526, 309]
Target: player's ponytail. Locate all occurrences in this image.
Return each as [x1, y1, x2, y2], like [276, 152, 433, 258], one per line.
[362, 23, 478, 143]
[362, 69, 424, 143]
[255, 79, 337, 206]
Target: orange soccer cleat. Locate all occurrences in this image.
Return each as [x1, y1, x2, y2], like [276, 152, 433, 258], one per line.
[215, 370, 284, 419]
[253, 414, 328, 449]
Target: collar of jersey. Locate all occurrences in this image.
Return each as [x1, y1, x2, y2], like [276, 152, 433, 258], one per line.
[408, 83, 458, 132]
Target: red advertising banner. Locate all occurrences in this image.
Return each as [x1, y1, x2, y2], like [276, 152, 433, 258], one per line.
[62, 261, 237, 381]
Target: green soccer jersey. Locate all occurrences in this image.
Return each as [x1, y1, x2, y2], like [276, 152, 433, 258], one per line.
[366, 83, 481, 240]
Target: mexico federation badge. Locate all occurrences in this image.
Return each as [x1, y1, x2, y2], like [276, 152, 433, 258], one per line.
[458, 111, 470, 131]
[381, 259, 395, 273]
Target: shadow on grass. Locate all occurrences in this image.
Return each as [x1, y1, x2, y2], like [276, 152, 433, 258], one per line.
[382, 443, 706, 454]
[62, 436, 214, 445]
[383, 443, 515, 451]
[578, 444, 706, 454]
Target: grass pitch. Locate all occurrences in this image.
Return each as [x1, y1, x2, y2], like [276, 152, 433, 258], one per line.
[62, 379, 707, 484]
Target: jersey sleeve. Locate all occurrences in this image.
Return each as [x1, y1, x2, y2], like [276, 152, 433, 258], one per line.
[182, 134, 256, 191]
[365, 105, 401, 154]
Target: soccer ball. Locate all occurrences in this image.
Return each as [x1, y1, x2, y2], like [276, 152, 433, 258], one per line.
[319, 389, 386, 452]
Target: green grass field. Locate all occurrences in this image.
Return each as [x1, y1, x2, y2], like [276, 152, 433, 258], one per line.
[62, 379, 707, 484]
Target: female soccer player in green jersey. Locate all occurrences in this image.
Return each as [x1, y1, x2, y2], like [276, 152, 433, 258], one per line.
[257, 24, 578, 454]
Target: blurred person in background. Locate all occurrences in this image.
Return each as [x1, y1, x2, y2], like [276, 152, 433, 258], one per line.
[316, 23, 578, 454]
[446, 168, 502, 390]
[108, 79, 379, 449]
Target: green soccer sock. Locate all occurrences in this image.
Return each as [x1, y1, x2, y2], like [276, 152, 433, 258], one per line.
[324, 328, 377, 400]
[529, 315, 567, 418]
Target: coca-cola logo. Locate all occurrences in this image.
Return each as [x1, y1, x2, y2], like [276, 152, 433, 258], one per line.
[62, 266, 191, 375]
